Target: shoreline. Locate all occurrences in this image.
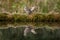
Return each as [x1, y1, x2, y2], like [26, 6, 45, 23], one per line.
[0, 13, 60, 22]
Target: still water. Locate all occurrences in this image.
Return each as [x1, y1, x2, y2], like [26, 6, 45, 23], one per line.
[0, 22, 60, 40]
[0, 22, 60, 29]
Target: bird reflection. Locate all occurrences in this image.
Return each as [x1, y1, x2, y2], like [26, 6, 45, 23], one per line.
[24, 25, 37, 36]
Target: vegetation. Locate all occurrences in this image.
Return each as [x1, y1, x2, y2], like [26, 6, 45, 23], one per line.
[0, 13, 60, 22]
[0, 0, 60, 13]
[0, 0, 60, 40]
[0, 0, 60, 22]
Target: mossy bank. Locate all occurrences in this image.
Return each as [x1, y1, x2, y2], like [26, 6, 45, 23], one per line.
[0, 13, 60, 22]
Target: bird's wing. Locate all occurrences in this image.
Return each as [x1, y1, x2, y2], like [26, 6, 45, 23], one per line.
[24, 7, 29, 13]
[24, 28, 29, 36]
[24, 7, 27, 12]
[31, 29, 37, 34]
[30, 6, 35, 11]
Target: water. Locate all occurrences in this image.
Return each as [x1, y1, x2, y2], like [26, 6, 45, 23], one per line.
[0, 22, 60, 40]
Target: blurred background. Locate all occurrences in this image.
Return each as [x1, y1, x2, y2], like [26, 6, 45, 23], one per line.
[0, 0, 60, 14]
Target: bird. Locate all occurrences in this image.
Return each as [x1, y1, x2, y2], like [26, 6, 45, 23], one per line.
[24, 25, 37, 36]
[24, 6, 36, 15]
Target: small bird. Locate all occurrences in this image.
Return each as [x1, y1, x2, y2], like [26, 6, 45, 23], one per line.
[24, 6, 36, 15]
[24, 25, 37, 36]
